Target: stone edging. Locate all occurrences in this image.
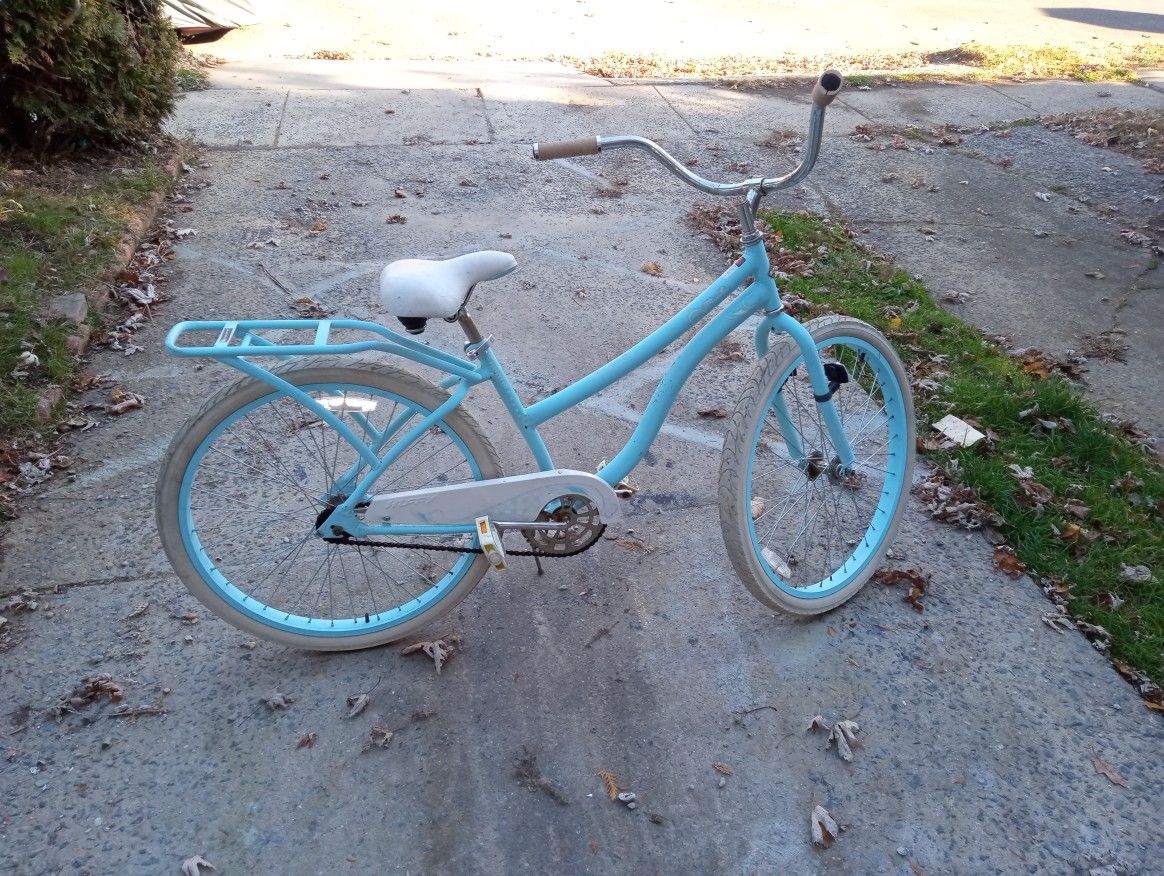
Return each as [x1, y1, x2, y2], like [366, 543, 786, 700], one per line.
[36, 142, 190, 422]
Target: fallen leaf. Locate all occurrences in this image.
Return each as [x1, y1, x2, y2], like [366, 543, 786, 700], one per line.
[1091, 754, 1128, 787]
[811, 804, 839, 848]
[697, 406, 728, 418]
[401, 635, 459, 674]
[181, 855, 216, 876]
[910, 863, 928, 876]
[806, 715, 829, 732]
[124, 602, 149, 620]
[750, 496, 765, 519]
[1094, 591, 1125, 610]
[367, 725, 394, 749]
[590, 839, 598, 854]
[105, 388, 145, 415]
[1034, 192, 1052, 202]
[394, 189, 407, 198]
[346, 693, 371, 718]
[1062, 501, 1090, 519]
[308, 219, 327, 236]
[641, 261, 663, 277]
[992, 546, 1026, 578]
[1084, 270, 1104, 279]
[597, 768, 620, 800]
[297, 732, 317, 749]
[263, 691, 294, 710]
[828, 719, 861, 762]
[872, 567, 928, 611]
[386, 214, 407, 224]
[47, 674, 125, 718]
[712, 762, 733, 776]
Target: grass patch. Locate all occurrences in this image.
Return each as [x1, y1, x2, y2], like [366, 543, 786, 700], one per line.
[947, 42, 1164, 82]
[175, 66, 209, 92]
[0, 154, 168, 437]
[748, 210, 1164, 688]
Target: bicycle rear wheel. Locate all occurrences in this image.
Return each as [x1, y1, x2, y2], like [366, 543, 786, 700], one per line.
[719, 316, 915, 615]
[155, 356, 501, 649]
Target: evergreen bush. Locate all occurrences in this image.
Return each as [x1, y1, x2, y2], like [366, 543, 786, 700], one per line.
[1, 0, 180, 155]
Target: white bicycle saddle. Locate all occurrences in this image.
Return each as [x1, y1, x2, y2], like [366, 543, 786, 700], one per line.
[380, 250, 517, 333]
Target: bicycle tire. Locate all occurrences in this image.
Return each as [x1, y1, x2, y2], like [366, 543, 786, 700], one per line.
[719, 316, 915, 614]
[155, 356, 501, 650]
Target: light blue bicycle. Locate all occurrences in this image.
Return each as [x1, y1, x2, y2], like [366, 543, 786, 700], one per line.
[156, 71, 915, 650]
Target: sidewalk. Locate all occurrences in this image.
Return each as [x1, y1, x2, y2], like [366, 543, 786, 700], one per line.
[1, 62, 1161, 875]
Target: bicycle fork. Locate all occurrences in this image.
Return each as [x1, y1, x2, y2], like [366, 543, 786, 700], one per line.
[755, 309, 857, 476]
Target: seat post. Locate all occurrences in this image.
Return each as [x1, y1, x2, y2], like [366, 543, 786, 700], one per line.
[456, 308, 485, 344]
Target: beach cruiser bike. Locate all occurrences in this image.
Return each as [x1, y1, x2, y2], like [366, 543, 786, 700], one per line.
[157, 71, 916, 649]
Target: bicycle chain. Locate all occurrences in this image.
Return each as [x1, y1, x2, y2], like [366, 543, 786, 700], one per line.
[331, 524, 607, 558]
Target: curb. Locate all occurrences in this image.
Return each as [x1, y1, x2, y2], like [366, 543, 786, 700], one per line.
[91, 141, 191, 314]
[35, 140, 191, 422]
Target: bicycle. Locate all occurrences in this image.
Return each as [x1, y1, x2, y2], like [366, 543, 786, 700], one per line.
[156, 71, 915, 650]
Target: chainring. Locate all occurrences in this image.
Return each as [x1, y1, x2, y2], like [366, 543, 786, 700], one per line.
[524, 493, 605, 555]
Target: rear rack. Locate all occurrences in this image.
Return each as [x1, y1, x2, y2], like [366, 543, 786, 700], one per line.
[165, 318, 483, 382]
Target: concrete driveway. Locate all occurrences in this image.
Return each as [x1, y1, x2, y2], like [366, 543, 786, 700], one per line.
[2, 60, 1162, 875]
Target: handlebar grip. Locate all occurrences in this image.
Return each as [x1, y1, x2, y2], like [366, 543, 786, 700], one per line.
[532, 137, 601, 161]
[812, 70, 843, 107]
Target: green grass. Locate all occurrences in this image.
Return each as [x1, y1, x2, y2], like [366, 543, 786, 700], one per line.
[175, 66, 210, 92]
[0, 157, 168, 436]
[951, 42, 1164, 82]
[762, 210, 1164, 687]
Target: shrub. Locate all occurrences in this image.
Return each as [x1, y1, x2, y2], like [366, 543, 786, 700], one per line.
[0, 0, 180, 155]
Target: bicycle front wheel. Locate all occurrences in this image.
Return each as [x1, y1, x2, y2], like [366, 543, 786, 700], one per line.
[719, 316, 915, 615]
[155, 357, 501, 650]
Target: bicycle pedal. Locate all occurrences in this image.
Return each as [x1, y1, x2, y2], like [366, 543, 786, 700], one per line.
[475, 516, 507, 571]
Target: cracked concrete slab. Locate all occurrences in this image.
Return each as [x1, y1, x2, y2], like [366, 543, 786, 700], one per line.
[4, 67, 1163, 875]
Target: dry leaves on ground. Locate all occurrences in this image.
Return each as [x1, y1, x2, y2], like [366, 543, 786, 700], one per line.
[641, 261, 663, 276]
[806, 715, 829, 733]
[401, 635, 460, 674]
[47, 674, 124, 718]
[697, 406, 727, 418]
[181, 855, 216, 876]
[296, 732, 317, 749]
[105, 388, 145, 415]
[290, 296, 333, 318]
[913, 470, 1001, 530]
[1008, 464, 1054, 516]
[992, 546, 1027, 578]
[597, 768, 620, 800]
[1091, 754, 1128, 787]
[365, 724, 394, 750]
[873, 567, 929, 612]
[262, 691, 294, 710]
[386, 214, 407, 224]
[712, 762, 733, 776]
[810, 804, 839, 849]
[828, 720, 862, 762]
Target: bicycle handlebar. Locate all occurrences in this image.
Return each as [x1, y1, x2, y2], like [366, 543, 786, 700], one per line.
[533, 70, 843, 197]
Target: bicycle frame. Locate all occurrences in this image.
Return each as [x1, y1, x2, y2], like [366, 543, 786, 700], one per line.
[166, 236, 855, 538]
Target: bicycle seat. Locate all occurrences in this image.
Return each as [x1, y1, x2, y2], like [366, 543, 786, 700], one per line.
[380, 250, 517, 334]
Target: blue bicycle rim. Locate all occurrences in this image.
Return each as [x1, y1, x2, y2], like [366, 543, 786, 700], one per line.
[745, 336, 909, 599]
[177, 382, 482, 638]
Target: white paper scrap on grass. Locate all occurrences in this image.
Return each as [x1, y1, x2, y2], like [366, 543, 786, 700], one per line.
[932, 414, 986, 447]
